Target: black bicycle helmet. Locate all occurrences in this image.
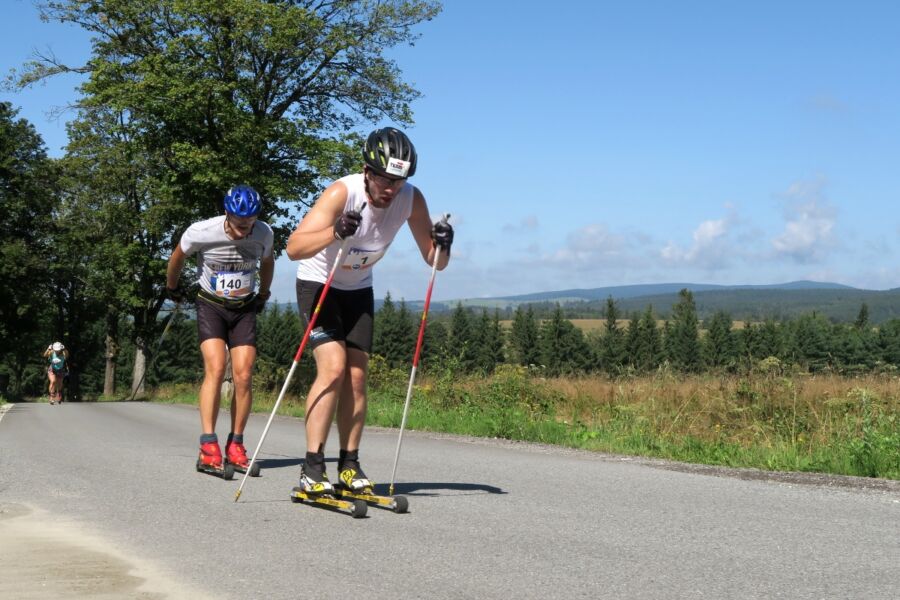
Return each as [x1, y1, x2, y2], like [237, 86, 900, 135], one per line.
[363, 127, 417, 178]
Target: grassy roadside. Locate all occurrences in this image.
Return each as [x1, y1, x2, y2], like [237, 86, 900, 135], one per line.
[139, 362, 900, 480]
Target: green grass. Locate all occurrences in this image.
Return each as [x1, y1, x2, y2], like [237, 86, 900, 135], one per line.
[141, 363, 900, 480]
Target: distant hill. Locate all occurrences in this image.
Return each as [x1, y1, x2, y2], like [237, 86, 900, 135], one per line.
[276, 281, 900, 324]
[431, 281, 900, 324]
[490, 280, 855, 303]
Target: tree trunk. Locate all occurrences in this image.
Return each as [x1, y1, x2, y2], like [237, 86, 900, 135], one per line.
[103, 308, 119, 397]
[131, 338, 147, 398]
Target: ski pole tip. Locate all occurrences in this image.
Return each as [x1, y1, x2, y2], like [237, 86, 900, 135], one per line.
[233, 490, 242, 503]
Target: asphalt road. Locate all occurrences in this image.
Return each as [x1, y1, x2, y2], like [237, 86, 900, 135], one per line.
[0, 401, 898, 599]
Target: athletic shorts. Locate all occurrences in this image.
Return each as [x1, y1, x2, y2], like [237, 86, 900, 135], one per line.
[196, 296, 257, 347]
[296, 279, 374, 353]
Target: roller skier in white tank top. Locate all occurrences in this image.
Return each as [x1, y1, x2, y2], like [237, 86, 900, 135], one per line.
[286, 128, 454, 495]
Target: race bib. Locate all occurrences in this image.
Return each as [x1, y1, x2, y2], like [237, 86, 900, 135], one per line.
[342, 246, 386, 271]
[210, 270, 254, 298]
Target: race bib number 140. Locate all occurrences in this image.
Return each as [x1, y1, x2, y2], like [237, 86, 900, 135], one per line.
[210, 270, 254, 298]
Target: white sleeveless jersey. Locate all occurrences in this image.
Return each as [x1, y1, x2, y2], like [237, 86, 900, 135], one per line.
[296, 173, 414, 290]
[179, 215, 274, 298]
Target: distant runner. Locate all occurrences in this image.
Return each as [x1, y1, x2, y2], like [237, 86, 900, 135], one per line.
[43, 341, 69, 404]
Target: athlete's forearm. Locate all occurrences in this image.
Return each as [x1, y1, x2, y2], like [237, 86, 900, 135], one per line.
[258, 256, 275, 293]
[166, 246, 187, 288]
[286, 226, 337, 260]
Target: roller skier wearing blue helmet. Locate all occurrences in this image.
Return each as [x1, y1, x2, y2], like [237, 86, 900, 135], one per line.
[166, 185, 275, 477]
[286, 128, 453, 496]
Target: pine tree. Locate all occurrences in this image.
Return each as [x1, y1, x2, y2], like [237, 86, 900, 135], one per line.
[626, 306, 662, 371]
[600, 296, 626, 373]
[474, 310, 505, 374]
[509, 304, 540, 366]
[854, 303, 870, 331]
[373, 293, 414, 368]
[421, 319, 448, 372]
[669, 289, 702, 372]
[447, 303, 477, 372]
[538, 305, 590, 375]
[789, 312, 833, 371]
[877, 319, 900, 366]
[703, 311, 737, 369]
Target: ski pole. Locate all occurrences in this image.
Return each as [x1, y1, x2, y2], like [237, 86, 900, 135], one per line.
[388, 214, 449, 496]
[128, 301, 182, 402]
[235, 203, 365, 502]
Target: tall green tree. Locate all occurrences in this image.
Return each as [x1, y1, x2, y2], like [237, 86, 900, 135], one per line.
[473, 309, 505, 374]
[373, 293, 415, 368]
[0, 103, 60, 396]
[447, 303, 477, 372]
[627, 305, 662, 371]
[877, 319, 900, 366]
[599, 296, 627, 373]
[538, 305, 590, 376]
[668, 289, 702, 372]
[17, 0, 441, 392]
[509, 305, 540, 366]
[786, 313, 833, 371]
[703, 311, 737, 369]
[854, 303, 870, 330]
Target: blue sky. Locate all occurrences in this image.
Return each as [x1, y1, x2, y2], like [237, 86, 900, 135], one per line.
[4, 1, 900, 303]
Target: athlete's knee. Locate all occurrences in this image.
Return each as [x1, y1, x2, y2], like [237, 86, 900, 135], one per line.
[232, 368, 253, 390]
[203, 363, 227, 382]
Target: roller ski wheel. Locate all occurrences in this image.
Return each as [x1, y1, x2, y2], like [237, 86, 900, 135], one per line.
[228, 460, 261, 478]
[333, 485, 409, 513]
[195, 459, 235, 480]
[290, 487, 367, 518]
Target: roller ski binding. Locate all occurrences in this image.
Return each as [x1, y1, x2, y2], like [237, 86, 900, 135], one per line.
[195, 442, 234, 480]
[225, 440, 260, 477]
[290, 457, 366, 518]
[333, 451, 408, 514]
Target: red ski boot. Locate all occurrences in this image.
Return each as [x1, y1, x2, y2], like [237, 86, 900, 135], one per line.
[196, 442, 233, 479]
[226, 440, 260, 477]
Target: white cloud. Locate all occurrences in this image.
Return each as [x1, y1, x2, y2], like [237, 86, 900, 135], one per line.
[771, 178, 836, 263]
[545, 223, 631, 269]
[502, 215, 539, 233]
[660, 212, 736, 269]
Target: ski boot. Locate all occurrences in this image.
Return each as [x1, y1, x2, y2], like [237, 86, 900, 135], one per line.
[291, 455, 366, 518]
[196, 441, 234, 480]
[225, 440, 260, 477]
[333, 451, 408, 513]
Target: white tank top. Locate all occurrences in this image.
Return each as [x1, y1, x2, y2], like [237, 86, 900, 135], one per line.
[296, 173, 414, 290]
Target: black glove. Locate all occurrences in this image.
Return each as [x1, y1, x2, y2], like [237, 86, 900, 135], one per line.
[431, 220, 454, 252]
[165, 286, 184, 303]
[255, 290, 271, 313]
[333, 210, 363, 240]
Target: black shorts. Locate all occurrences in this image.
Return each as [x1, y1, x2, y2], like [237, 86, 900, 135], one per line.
[196, 296, 258, 347]
[296, 280, 374, 353]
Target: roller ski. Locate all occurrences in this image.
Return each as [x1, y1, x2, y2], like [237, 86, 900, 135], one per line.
[333, 451, 408, 513]
[289, 456, 366, 518]
[195, 442, 234, 480]
[225, 440, 260, 477]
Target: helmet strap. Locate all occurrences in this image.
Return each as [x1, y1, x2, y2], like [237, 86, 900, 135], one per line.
[363, 170, 376, 203]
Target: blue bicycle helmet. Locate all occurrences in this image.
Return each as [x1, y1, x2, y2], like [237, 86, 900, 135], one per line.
[223, 185, 261, 217]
